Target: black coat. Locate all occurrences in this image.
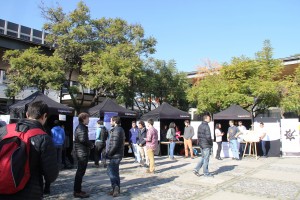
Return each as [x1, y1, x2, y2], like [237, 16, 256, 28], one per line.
[107, 125, 125, 159]
[197, 121, 213, 149]
[0, 119, 59, 200]
[137, 127, 147, 146]
[74, 122, 93, 159]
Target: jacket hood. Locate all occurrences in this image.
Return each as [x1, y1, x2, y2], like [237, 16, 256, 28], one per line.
[16, 119, 45, 132]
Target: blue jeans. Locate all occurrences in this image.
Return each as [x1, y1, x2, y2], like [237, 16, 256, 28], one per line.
[107, 158, 122, 189]
[229, 139, 239, 159]
[261, 141, 267, 156]
[169, 141, 176, 158]
[194, 148, 211, 174]
[132, 144, 141, 163]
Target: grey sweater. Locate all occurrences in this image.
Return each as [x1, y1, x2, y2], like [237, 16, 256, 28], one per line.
[183, 125, 194, 139]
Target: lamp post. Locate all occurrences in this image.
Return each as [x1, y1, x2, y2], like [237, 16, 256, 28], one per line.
[251, 97, 258, 130]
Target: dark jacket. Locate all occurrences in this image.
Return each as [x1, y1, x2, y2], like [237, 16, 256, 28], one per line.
[137, 127, 147, 146]
[99, 125, 108, 142]
[197, 121, 213, 149]
[107, 125, 125, 159]
[74, 122, 93, 159]
[0, 119, 59, 200]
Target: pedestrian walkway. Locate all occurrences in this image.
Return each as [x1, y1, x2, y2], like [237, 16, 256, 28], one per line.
[44, 156, 300, 200]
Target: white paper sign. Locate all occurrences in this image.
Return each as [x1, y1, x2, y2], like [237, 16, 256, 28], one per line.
[281, 119, 300, 156]
[73, 117, 99, 141]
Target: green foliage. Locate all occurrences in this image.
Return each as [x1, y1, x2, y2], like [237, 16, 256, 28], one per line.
[137, 59, 190, 111]
[3, 47, 65, 97]
[80, 43, 143, 107]
[42, 1, 157, 110]
[188, 40, 285, 115]
[280, 67, 300, 114]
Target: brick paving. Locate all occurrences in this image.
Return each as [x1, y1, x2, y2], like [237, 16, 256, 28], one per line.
[44, 156, 300, 200]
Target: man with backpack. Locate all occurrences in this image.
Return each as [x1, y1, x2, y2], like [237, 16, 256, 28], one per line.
[0, 101, 59, 199]
[94, 120, 108, 168]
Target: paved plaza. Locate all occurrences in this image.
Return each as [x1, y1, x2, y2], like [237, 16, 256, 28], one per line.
[44, 155, 300, 200]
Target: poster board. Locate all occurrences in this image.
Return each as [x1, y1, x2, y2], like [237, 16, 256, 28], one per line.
[73, 117, 99, 140]
[281, 119, 300, 157]
[0, 115, 10, 125]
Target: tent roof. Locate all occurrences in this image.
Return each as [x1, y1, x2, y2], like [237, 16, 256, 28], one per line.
[140, 102, 190, 121]
[9, 91, 74, 116]
[87, 98, 137, 118]
[213, 104, 251, 120]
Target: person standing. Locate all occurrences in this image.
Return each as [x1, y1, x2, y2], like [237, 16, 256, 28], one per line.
[166, 122, 176, 160]
[160, 125, 168, 142]
[227, 120, 239, 160]
[137, 120, 149, 167]
[51, 120, 65, 169]
[73, 113, 94, 198]
[183, 120, 195, 159]
[0, 101, 59, 199]
[258, 122, 267, 157]
[94, 120, 108, 168]
[106, 116, 125, 197]
[193, 115, 214, 177]
[129, 121, 140, 164]
[145, 119, 158, 173]
[44, 120, 65, 194]
[236, 121, 247, 158]
[215, 123, 224, 160]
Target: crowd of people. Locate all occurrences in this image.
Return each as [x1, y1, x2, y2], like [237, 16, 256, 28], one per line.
[0, 100, 269, 199]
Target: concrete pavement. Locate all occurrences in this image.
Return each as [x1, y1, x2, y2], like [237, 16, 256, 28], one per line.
[44, 155, 300, 200]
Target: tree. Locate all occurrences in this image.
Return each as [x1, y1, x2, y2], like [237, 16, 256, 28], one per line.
[3, 47, 65, 97]
[41, 1, 157, 112]
[280, 66, 300, 115]
[188, 40, 284, 116]
[80, 43, 143, 108]
[136, 59, 190, 111]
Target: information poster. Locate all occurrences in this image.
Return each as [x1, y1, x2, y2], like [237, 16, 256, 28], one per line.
[73, 117, 98, 140]
[281, 119, 300, 157]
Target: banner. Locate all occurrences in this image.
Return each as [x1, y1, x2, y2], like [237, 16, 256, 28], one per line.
[0, 115, 10, 125]
[281, 119, 300, 157]
[104, 112, 118, 131]
[253, 122, 281, 141]
[73, 117, 98, 140]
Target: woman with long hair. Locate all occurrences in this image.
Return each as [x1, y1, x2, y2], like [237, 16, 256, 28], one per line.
[215, 123, 224, 160]
[166, 122, 176, 160]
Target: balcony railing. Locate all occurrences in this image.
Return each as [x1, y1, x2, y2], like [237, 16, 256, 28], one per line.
[0, 19, 46, 45]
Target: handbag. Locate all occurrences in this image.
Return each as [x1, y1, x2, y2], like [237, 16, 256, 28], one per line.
[128, 146, 133, 153]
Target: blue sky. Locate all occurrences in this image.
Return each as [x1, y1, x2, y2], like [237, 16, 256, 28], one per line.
[1, 0, 300, 72]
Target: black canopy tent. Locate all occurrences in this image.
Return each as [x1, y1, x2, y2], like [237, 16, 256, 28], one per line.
[9, 91, 75, 159]
[87, 98, 137, 118]
[87, 98, 137, 149]
[140, 102, 191, 121]
[9, 91, 74, 118]
[213, 104, 252, 143]
[213, 104, 251, 120]
[140, 102, 191, 156]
